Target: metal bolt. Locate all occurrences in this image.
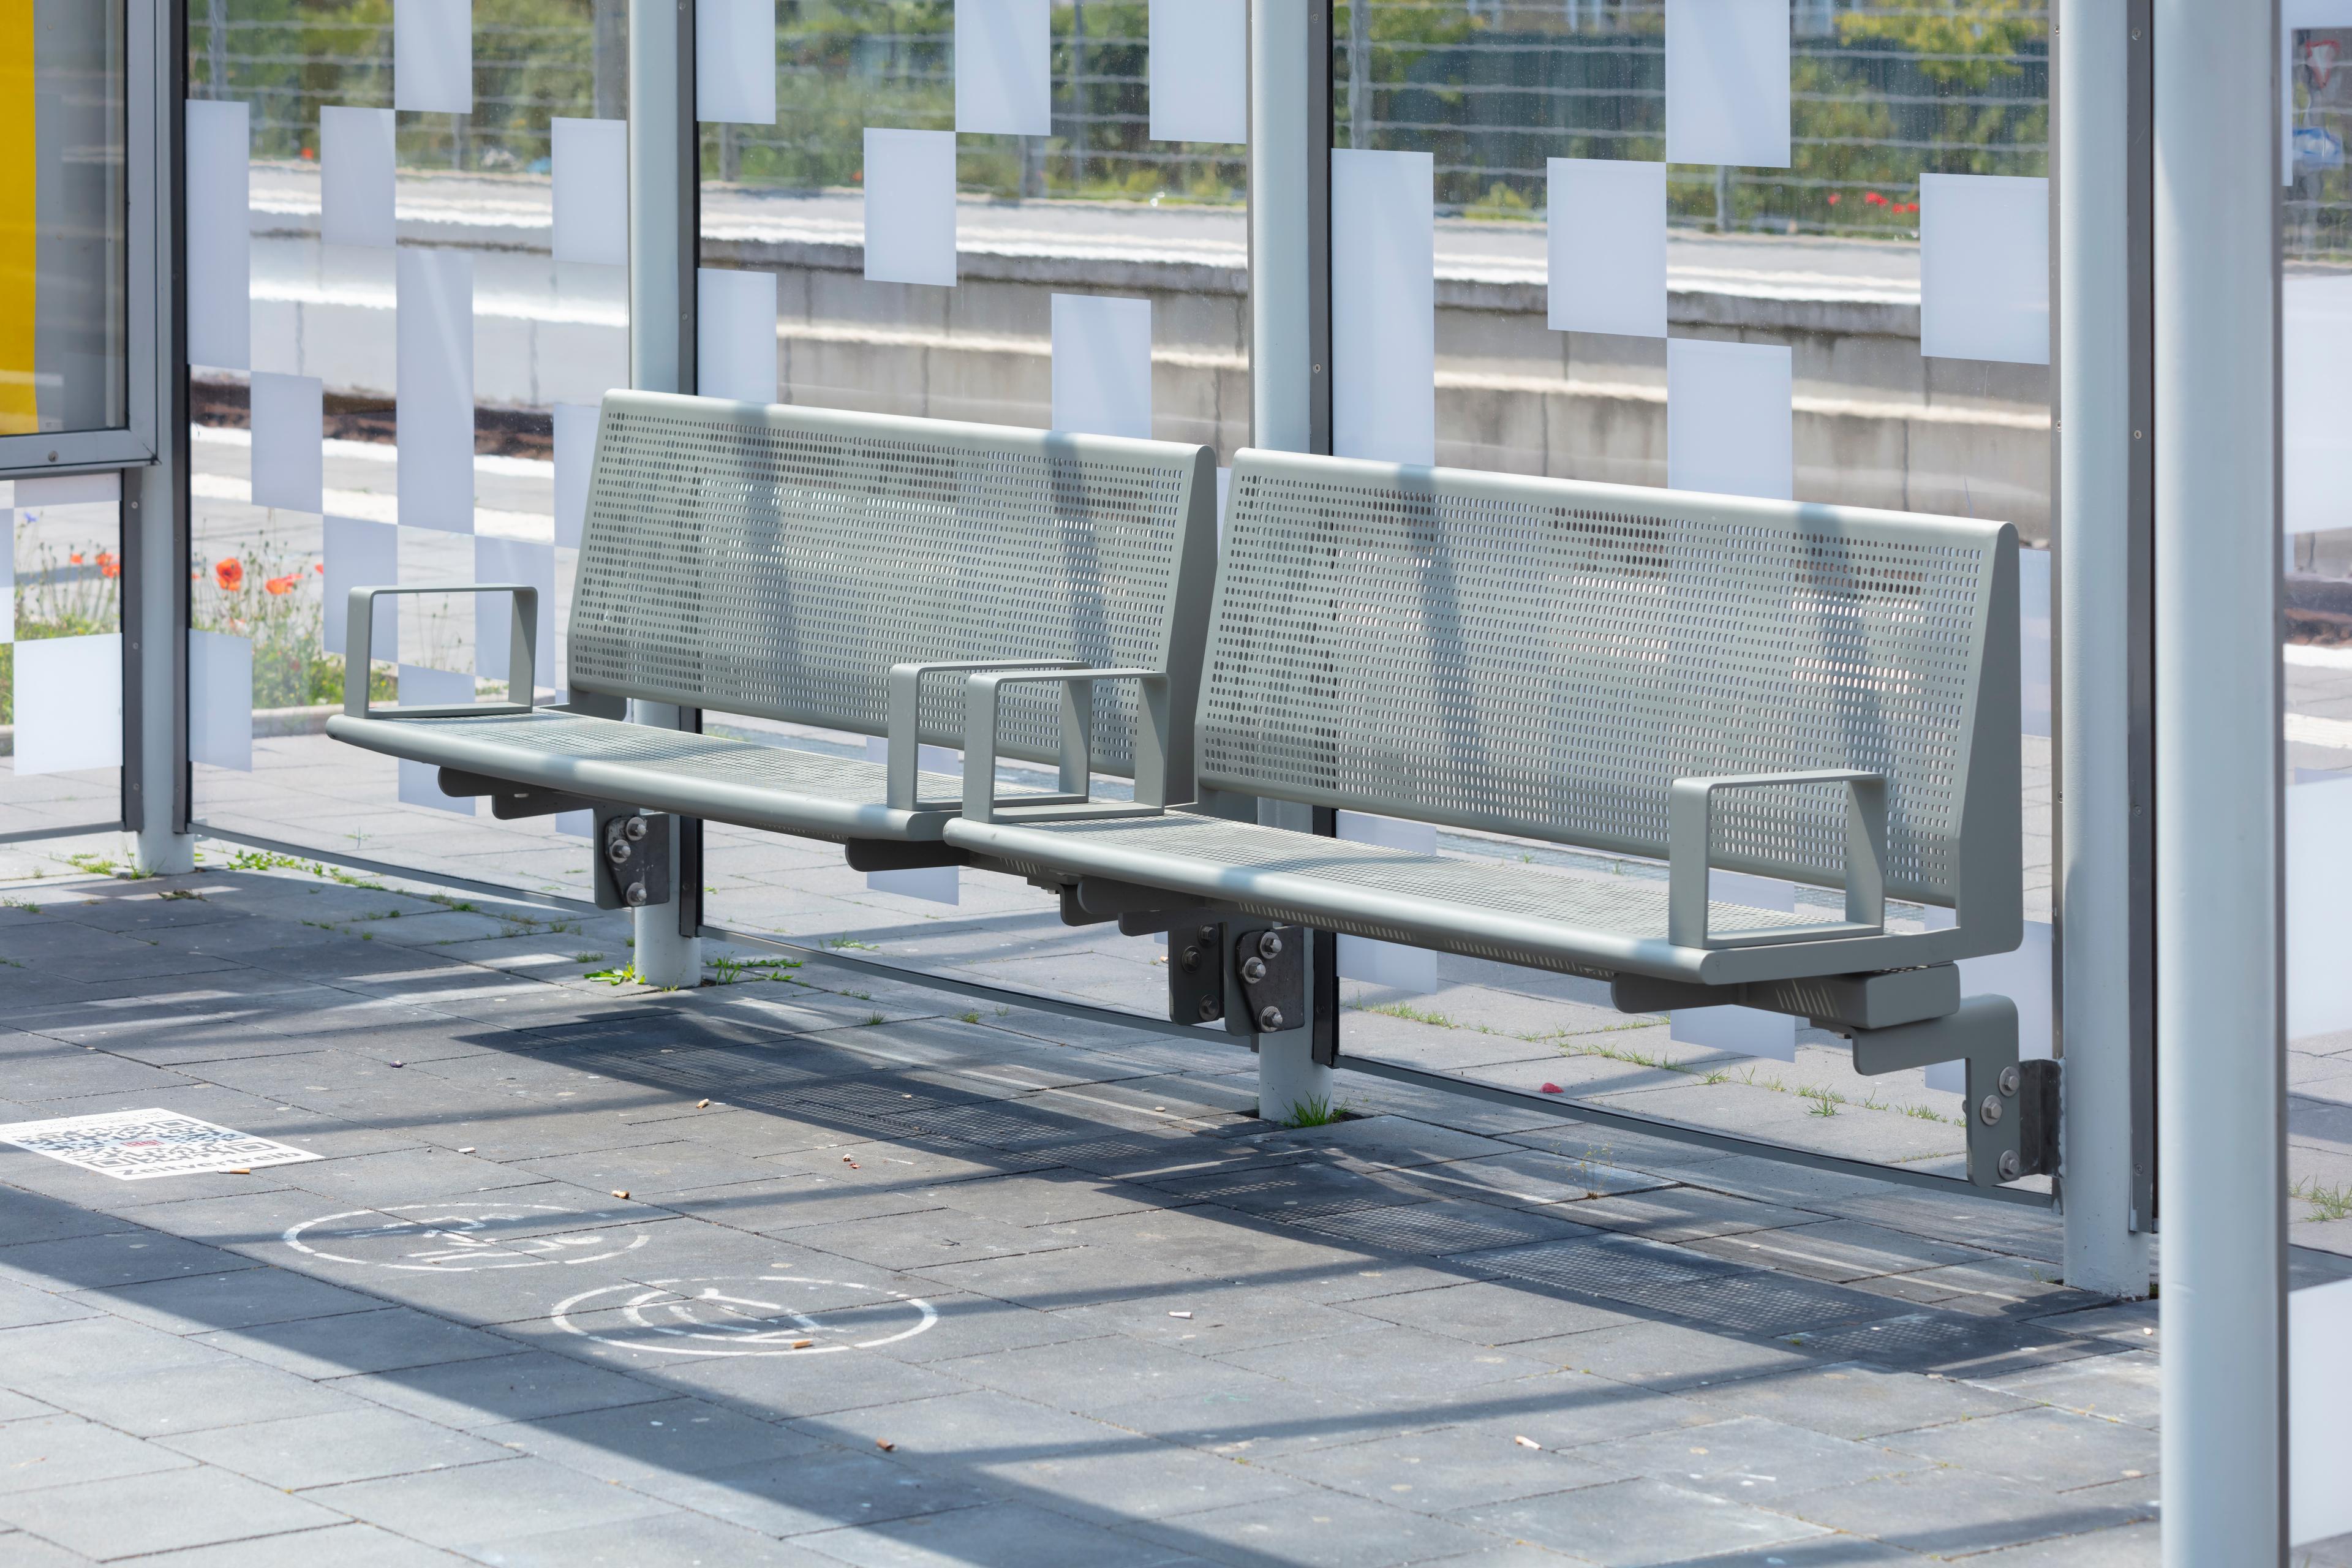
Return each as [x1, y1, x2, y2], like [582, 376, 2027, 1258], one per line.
[624, 881, 649, 907]
[624, 815, 650, 842]
[606, 839, 634, 864]
[1198, 926, 1217, 944]
[1257, 931, 1284, 959]
[1240, 956, 1268, 984]
[1259, 1005, 1285, 1031]
[1978, 1095, 2004, 1127]
[1179, 945, 1200, 973]
[1196, 995, 1221, 1022]
[1998, 1065, 2021, 1097]
[1998, 1150, 2022, 1181]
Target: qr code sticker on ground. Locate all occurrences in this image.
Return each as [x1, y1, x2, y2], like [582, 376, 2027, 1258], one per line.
[0, 1109, 322, 1180]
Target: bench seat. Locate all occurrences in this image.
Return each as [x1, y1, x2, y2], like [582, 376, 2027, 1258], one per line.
[326, 709, 978, 843]
[946, 810, 1964, 987]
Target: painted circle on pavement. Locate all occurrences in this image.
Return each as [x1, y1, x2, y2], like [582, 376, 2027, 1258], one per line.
[284, 1202, 654, 1272]
[548, 1275, 938, 1357]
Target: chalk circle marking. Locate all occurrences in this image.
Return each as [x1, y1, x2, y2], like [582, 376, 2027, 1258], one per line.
[284, 1201, 653, 1272]
[549, 1275, 939, 1357]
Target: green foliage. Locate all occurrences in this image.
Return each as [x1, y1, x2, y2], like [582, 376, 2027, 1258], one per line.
[1281, 1094, 1351, 1128]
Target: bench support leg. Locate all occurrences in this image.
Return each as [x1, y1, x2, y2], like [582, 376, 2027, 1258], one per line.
[1260, 1028, 1334, 1129]
[1848, 996, 2053, 1188]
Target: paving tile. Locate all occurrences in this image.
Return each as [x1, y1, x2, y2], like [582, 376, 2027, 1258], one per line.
[1461, 1476, 1833, 1566]
[465, 1510, 840, 1566]
[1049, 1280, 1388, 1358]
[1880, 1403, 2158, 1493]
[631, 1447, 994, 1538]
[1122, 1489, 1491, 1568]
[0, 1314, 237, 1387]
[0, 1282, 103, 1332]
[306, 1457, 673, 1548]
[0, 1464, 349, 1559]
[194, 1305, 520, 1379]
[0, 1529, 102, 1567]
[157, 1406, 518, 1489]
[1518, 1319, 1816, 1393]
[29, 1355, 363, 1436]
[1211, 1325, 1558, 1407]
[940, 1336, 1286, 1414]
[799, 1500, 1197, 1568]
[1561, 1414, 1922, 1502]
[1982, 1352, 2163, 1429]
[474, 1397, 827, 1485]
[1960, 1519, 2162, 1566]
[1776, 1466, 2149, 1555]
[1265, 1425, 1622, 1513]
[126, 1521, 470, 1566]
[0, 1414, 194, 1494]
[0, 1231, 252, 1292]
[1684, 1360, 2030, 1442]
[78, 1265, 386, 1335]
[1683, 1219, 1999, 1284]
[333, 1349, 668, 1430]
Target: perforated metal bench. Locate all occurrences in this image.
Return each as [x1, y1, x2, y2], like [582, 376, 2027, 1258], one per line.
[943, 448, 2050, 1188]
[325, 392, 1216, 907]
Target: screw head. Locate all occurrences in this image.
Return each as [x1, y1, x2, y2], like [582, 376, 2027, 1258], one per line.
[605, 839, 634, 864]
[624, 815, 650, 842]
[1999, 1065, 2021, 1097]
[1998, 1150, 2022, 1181]
[1258, 1005, 1285, 1031]
[1240, 956, 1268, 984]
[624, 881, 649, 907]
[1257, 931, 1284, 959]
[1179, 945, 1201, 973]
[1197, 995, 1222, 1022]
[1978, 1095, 2004, 1127]
[1198, 926, 1218, 944]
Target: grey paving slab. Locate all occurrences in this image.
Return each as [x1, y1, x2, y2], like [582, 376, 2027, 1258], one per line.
[1265, 1426, 1623, 1514]
[0, 1231, 252, 1292]
[0, 1314, 239, 1387]
[1459, 1476, 1831, 1566]
[473, 1396, 828, 1485]
[803, 1500, 1200, 1568]
[1515, 1319, 1816, 1394]
[308, 1458, 675, 1549]
[128, 1521, 472, 1566]
[0, 1463, 349, 1559]
[156, 1407, 518, 1489]
[1879, 1403, 2158, 1493]
[941, 1336, 1282, 1413]
[1560, 1414, 1923, 1502]
[1771, 1466, 2150, 1556]
[1682, 1360, 2032, 1442]
[0, 1281, 104, 1332]
[1960, 1519, 2160, 1566]
[77, 1263, 387, 1335]
[26, 1355, 366, 1436]
[1211, 1325, 1558, 1408]
[464, 1510, 842, 1567]
[1049, 1279, 1394, 1358]
[629, 1447, 995, 1539]
[192, 1304, 521, 1379]
[1978, 1353, 2163, 1430]
[1120, 1490, 1493, 1568]
[0, 1413, 195, 1494]
[331, 1349, 668, 1430]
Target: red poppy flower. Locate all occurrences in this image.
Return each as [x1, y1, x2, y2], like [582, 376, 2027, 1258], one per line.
[313, 561, 325, 574]
[1864, 190, 1888, 206]
[69, 552, 83, 564]
[214, 557, 244, 591]
[265, 574, 299, 595]
[1826, 192, 1841, 206]
[97, 550, 119, 579]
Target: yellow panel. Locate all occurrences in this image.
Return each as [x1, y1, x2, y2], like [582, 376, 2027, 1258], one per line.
[0, 0, 36, 435]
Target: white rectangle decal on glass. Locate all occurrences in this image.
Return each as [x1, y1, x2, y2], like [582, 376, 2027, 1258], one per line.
[696, 0, 776, 124]
[398, 665, 478, 813]
[395, 0, 473, 114]
[1548, 159, 1667, 339]
[189, 630, 254, 772]
[1052, 295, 1153, 439]
[13, 635, 122, 775]
[397, 247, 476, 533]
[551, 118, 629, 266]
[323, 516, 400, 662]
[1150, 0, 1246, 145]
[12, 472, 119, 507]
[554, 402, 600, 551]
[320, 106, 396, 248]
[2288, 774, 2352, 1039]
[1667, 337, 1792, 500]
[1332, 149, 1436, 467]
[864, 129, 959, 288]
[249, 372, 325, 514]
[473, 537, 556, 690]
[1665, 0, 1790, 168]
[863, 738, 960, 903]
[2285, 274, 2352, 535]
[0, 1109, 319, 1180]
[1334, 812, 1439, 994]
[2293, 1276, 2352, 1545]
[696, 268, 779, 405]
[1672, 870, 1798, 1061]
[957, 0, 1050, 137]
[185, 99, 251, 372]
[1919, 174, 2049, 365]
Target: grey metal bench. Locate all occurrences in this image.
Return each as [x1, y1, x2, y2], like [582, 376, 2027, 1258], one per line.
[325, 391, 1218, 906]
[943, 448, 2049, 1188]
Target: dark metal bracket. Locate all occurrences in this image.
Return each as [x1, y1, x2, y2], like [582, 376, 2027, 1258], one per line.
[594, 807, 673, 910]
[435, 768, 602, 821]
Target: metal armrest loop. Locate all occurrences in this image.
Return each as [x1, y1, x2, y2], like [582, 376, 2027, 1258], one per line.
[883, 659, 1084, 811]
[1667, 769, 1888, 949]
[342, 583, 538, 720]
[960, 667, 1169, 824]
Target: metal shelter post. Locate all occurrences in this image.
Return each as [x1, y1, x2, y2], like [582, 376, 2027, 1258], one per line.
[2054, 0, 2154, 1298]
[2152, 0, 2288, 1559]
[626, 0, 701, 988]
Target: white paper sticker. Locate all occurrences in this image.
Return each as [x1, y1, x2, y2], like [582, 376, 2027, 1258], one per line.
[1332, 149, 1436, 467]
[1919, 174, 2049, 365]
[1667, 337, 1792, 500]
[957, 0, 1051, 137]
[319, 105, 396, 248]
[1665, 0, 1790, 168]
[249, 372, 325, 514]
[188, 630, 254, 772]
[696, 0, 777, 125]
[323, 516, 400, 662]
[1052, 295, 1153, 439]
[864, 129, 959, 288]
[13, 635, 123, 775]
[554, 402, 600, 551]
[1150, 0, 1247, 145]
[2289, 774, 2352, 1039]
[696, 268, 779, 404]
[2285, 274, 2352, 536]
[862, 737, 961, 903]
[185, 99, 251, 372]
[1335, 812, 1439, 994]
[398, 664, 478, 813]
[473, 536, 556, 690]
[1672, 870, 1798, 1061]
[395, 0, 473, 115]
[2292, 1276, 2352, 1545]
[0, 1109, 319, 1180]
[2021, 546, 2051, 739]
[397, 247, 476, 533]
[1548, 158, 1668, 339]
[551, 118, 629, 267]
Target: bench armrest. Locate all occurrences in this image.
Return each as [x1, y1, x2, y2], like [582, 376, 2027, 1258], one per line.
[342, 583, 539, 721]
[1667, 769, 1888, 949]
[884, 659, 1084, 811]
[960, 666, 1169, 824]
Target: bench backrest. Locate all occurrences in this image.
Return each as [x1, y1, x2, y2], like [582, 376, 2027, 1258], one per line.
[568, 392, 1218, 783]
[1202, 450, 2019, 926]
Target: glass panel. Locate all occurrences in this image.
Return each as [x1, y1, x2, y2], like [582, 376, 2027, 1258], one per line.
[695, 1, 1248, 1024]
[0, 478, 124, 842]
[184, 0, 624, 899]
[2, 1, 129, 437]
[1330, 0, 2051, 1169]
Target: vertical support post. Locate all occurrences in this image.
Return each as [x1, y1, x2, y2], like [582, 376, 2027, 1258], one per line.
[625, 0, 702, 988]
[129, 0, 193, 877]
[2054, 0, 2153, 1297]
[593, 0, 627, 121]
[1248, 0, 1336, 1119]
[2152, 0, 2286, 1560]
